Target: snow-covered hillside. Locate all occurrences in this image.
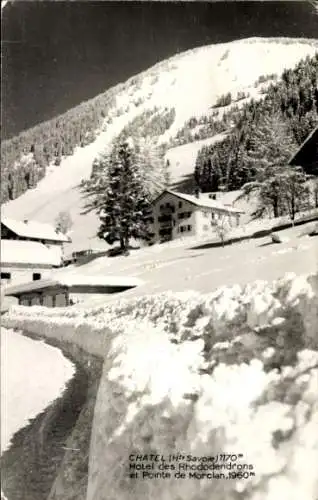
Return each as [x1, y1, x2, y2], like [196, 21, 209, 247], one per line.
[3, 37, 318, 252]
[166, 133, 228, 188]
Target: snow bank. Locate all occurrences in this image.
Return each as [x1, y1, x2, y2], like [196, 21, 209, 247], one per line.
[2, 272, 318, 500]
[1, 328, 75, 454]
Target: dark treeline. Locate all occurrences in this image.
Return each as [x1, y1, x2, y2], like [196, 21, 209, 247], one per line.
[0, 56, 175, 205]
[1, 87, 120, 203]
[117, 107, 176, 143]
[194, 54, 318, 192]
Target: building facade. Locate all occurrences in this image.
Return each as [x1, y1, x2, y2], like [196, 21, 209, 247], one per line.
[5, 275, 143, 307]
[0, 240, 62, 287]
[150, 190, 243, 243]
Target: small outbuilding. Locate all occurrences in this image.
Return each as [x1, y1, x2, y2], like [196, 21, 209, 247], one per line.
[1, 217, 71, 268]
[1, 240, 62, 287]
[289, 126, 318, 175]
[1, 216, 70, 245]
[4, 274, 143, 307]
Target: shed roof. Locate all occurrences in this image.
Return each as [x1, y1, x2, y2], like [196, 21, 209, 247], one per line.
[153, 190, 244, 214]
[1, 217, 70, 243]
[5, 273, 144, 296]
[289, 126, 318, 175]
[1, 240, 62, 267]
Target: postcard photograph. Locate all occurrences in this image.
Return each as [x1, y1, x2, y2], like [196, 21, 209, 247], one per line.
[1, 1, 318, 499]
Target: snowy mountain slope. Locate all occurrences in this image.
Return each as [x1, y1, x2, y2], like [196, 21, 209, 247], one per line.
[165, 132, 229, 189]
[3, 37, 318, 252]
[116, 37, 318, 140]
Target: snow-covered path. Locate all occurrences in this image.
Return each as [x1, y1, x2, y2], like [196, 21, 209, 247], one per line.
[1, 328, 75, 455]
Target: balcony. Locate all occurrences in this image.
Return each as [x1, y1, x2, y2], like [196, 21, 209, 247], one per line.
[159, 204, 175, 214]
[159, 221, 173, 229]
[158, 215, 173, 223]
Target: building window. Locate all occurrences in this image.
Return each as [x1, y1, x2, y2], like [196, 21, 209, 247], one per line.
[178, 211, 192, 220]
[203, 212, 208, 218]
[1, 272, 11, 282]
[178, 201, 182, 208]
[179, 225, 192, 233]
[33, 273, 41, 281]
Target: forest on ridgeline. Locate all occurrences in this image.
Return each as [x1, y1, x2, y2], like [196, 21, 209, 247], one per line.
[194, 54, 318, 192]
[1, 88, 119, 203]
[1, 53, 317, 206]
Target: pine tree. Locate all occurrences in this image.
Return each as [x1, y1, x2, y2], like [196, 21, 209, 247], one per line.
[313, 178, 318, 208]
[237, 167, 311, 220]
[245, 112, 298, 181]
[236, 113, 302, 218]
[163, 159, 171, 188]
[133, 138, 169, 197]
[81, 140, 154, 252]
[194, 147, 223, 192]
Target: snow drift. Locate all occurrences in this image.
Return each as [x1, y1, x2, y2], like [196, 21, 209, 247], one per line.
[2, 272, 318, 500]
[1, 329, 75, 455]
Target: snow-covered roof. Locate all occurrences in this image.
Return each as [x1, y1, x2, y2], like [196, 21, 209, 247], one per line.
[154, 190, 244, 214]
[1, 217, 70, 243]
[5, 274, 144, 296]
[1, 240, 62, 267]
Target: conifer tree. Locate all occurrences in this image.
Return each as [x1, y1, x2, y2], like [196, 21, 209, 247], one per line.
[244, 113, 298, 181]
[313, 179, 318, 208]
[236, 114, 306, 219]
[134, 137, 169, 196]
[81, 140, 154, 252]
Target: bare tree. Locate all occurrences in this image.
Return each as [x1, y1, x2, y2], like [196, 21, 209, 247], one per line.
[55, 210, 73, 235]
[215, 214, 231, 247]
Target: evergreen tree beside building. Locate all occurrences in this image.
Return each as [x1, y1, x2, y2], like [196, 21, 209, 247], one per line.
[81, 140, 154, 253]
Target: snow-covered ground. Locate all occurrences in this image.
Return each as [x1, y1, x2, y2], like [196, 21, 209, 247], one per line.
[3, 37, 317, 253]
[0, 328, 75, 454]
[3, 271, 318, 500]
[38, 222, 315, 310]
